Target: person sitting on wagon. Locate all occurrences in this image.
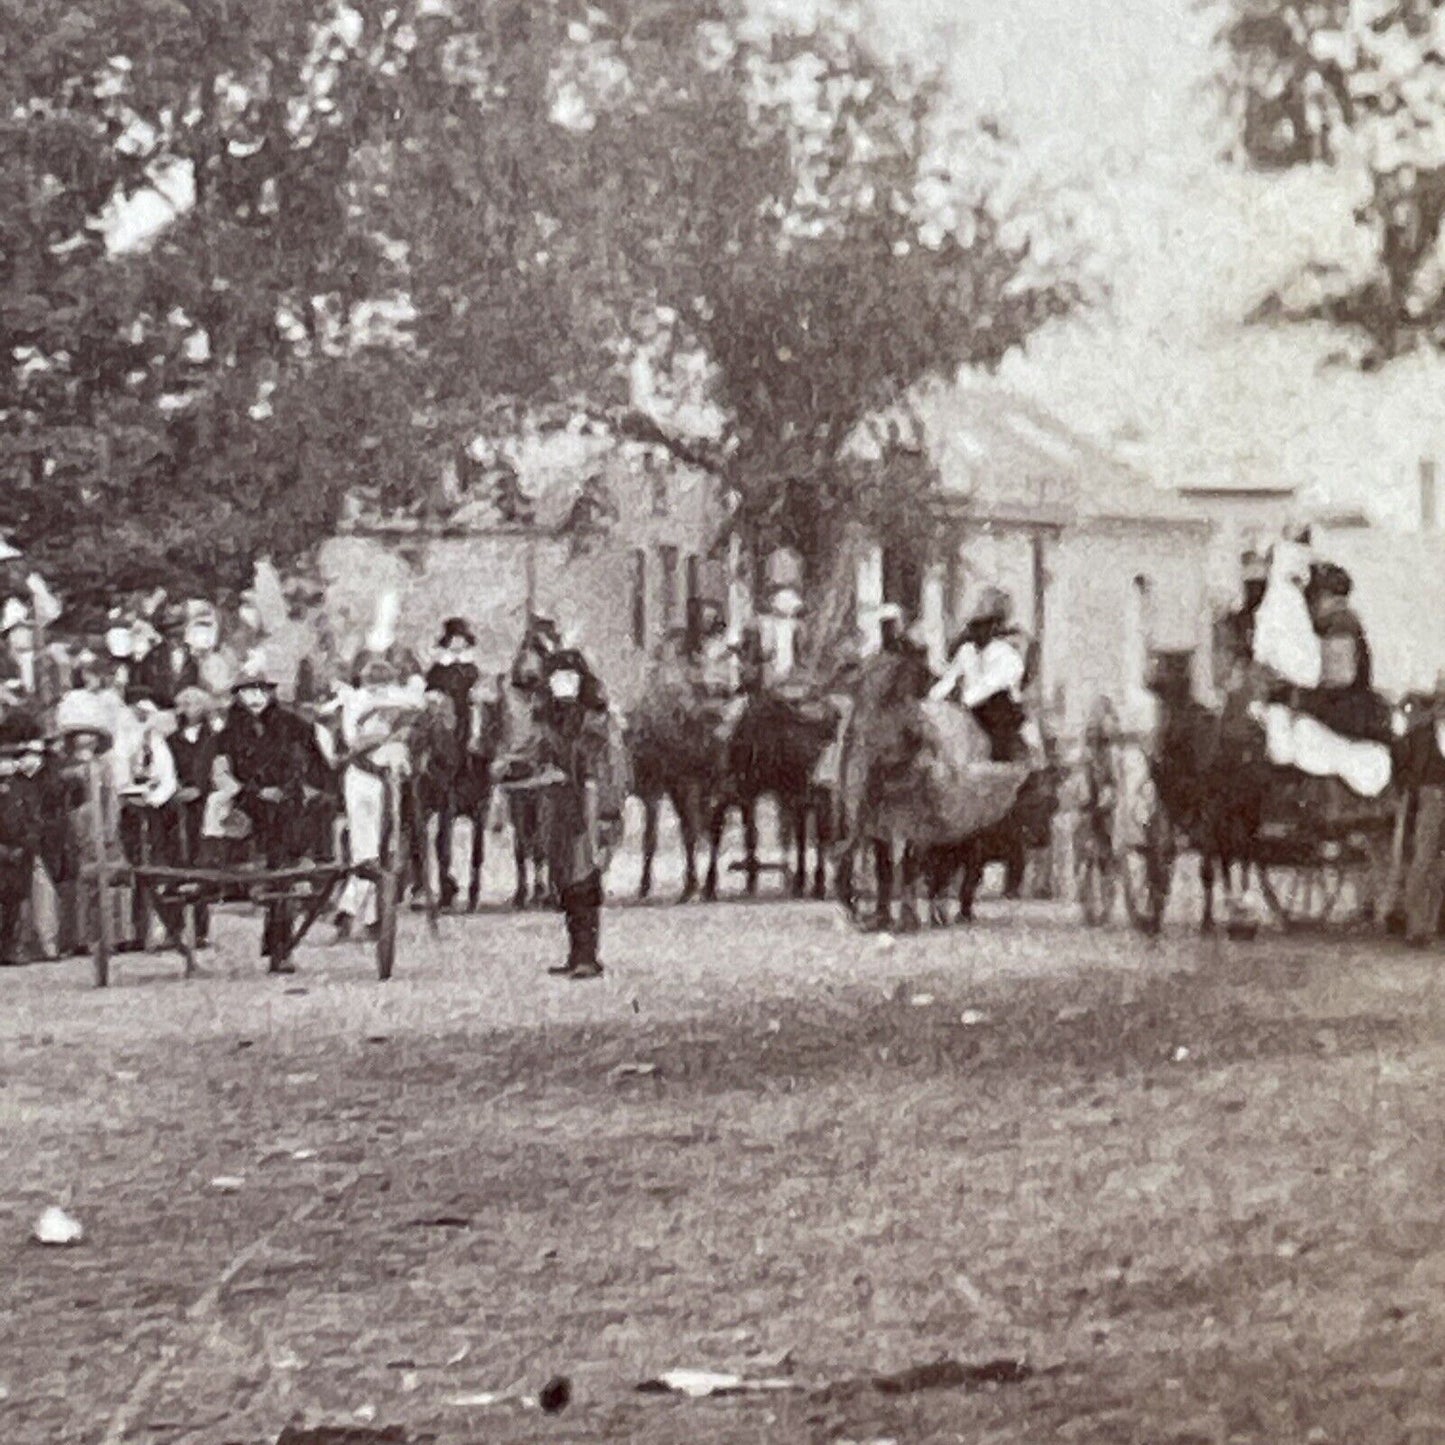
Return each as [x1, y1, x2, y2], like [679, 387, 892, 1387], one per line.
[1298, 563, 1394, 746]
[929, 588, 1030, 762]
[115, 688, 180, 953]
[216, 657, 336, 972]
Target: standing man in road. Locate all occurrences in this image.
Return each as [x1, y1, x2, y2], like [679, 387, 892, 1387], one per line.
[496, 647, 628, 980]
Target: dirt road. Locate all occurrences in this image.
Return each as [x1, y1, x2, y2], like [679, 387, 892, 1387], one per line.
[1, 896, 1443, 1444]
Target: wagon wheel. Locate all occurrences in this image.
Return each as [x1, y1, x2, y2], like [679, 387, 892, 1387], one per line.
[1121, 770, 1175, 936]
[375, 768, 403, 981]
[87, 757, 112, 988]
[1259, 859, 1348, 931]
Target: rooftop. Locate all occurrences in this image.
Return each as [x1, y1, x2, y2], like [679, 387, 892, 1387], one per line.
[918, 385, 1210, 531]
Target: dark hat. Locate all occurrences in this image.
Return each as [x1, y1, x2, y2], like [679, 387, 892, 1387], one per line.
[124, 683, 159, 710]
[0, 709, 43, 749]
[231, 662, 278, 692]
[439, 616, 476, 647]
[1316, 561, 1352, 598]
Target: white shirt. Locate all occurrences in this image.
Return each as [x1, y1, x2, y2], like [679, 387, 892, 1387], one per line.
[930, 637, 1026, 707]
[120, 726, 179, 809]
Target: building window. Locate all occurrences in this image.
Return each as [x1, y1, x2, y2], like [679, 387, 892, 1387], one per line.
[630, 549, 646, 649]
[658, 544, 679, 628]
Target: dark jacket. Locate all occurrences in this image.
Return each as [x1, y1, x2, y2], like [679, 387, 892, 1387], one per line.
[217, 701, 333, 806]
[136, 644, 202, 709]
[0, 771, 44, 887]
[539, 706, 629, 888]
[171, 722, 219, 800]
[425, 659, 481, 745]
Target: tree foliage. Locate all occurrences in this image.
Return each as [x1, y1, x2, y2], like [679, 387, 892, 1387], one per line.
[1218, 0, 1445, 363]
[2, 0, 1082, 603]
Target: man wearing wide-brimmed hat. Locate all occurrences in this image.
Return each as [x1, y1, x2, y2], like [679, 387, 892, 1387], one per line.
[216, 655, 336, 971]
[929, 587, 1030, 762]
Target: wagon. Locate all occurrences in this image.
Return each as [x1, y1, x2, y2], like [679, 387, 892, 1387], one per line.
[80, 754, 413, 986]
[1072, 690, 1401, 935]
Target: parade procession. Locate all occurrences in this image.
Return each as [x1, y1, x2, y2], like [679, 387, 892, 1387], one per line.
[2, 511, 1445, 987]
[14, 1, 1445, 1442]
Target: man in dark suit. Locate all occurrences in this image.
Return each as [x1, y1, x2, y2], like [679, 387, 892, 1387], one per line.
[425, 618, 481, 745]
[216, 661, 335, 971]
[136, 606, 201, 709]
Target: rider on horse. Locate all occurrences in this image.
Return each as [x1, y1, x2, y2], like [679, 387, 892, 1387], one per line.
[929, 587, 1031, 763]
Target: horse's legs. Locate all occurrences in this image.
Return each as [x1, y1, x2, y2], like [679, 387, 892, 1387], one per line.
[742, 799, 759, 898]
[703, 802, 726, 902]
[1199, 847, 1217, 933]
[790, 798, 809, 900]
[466, 789, 488, 912]
[957, 843, 982, 923]
[1003, 830, 1027, 901]
[435, 796, 458, 909]
[871, 839, 894, 931]
[811, 789, 831, 901]
[509, 797, 530, 910]
[639, 792, 658, 901]
[897, 844, 923, 933]
[677, 785, 699, 903]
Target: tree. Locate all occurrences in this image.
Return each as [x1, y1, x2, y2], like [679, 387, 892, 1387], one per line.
[1, 0, 411, 600]
[2, 0, 1082, 604]
[1217, 0, 1445, 364]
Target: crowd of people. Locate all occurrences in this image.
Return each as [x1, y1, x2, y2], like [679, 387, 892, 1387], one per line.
[0, 577, 630, 979]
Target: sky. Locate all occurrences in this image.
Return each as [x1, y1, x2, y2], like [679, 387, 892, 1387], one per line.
[849, 0, 1445, 528]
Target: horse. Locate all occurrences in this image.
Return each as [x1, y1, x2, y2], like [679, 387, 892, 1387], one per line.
[703, 684, 842, 902]
[628, 656, 723, 903]
[831, 647, 1030, 931]
[1143, 649, 1269, 933]
[414, 684, 507, 912]
[922, 749, 1063, 924]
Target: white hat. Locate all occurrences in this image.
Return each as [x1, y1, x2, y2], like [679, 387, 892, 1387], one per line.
[769, 586, 805, 619]
[56, 690, 115, 744]
[0, 597, 29, 634]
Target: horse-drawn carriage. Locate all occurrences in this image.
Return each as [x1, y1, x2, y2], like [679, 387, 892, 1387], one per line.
[1072, 648, 1405, 936]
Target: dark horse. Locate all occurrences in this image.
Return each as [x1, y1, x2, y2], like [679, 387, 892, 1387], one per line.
[500, 624, 560, 909]
[629, 660, 722, 903]
[703, 685, 841, 901]
[1141, 649, 1269, 933]
[414, 684, 507, 912]
[923, 748, 1063, 924]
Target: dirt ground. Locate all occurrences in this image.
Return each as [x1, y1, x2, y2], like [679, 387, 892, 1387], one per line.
[3, 849, 1445, 1444]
